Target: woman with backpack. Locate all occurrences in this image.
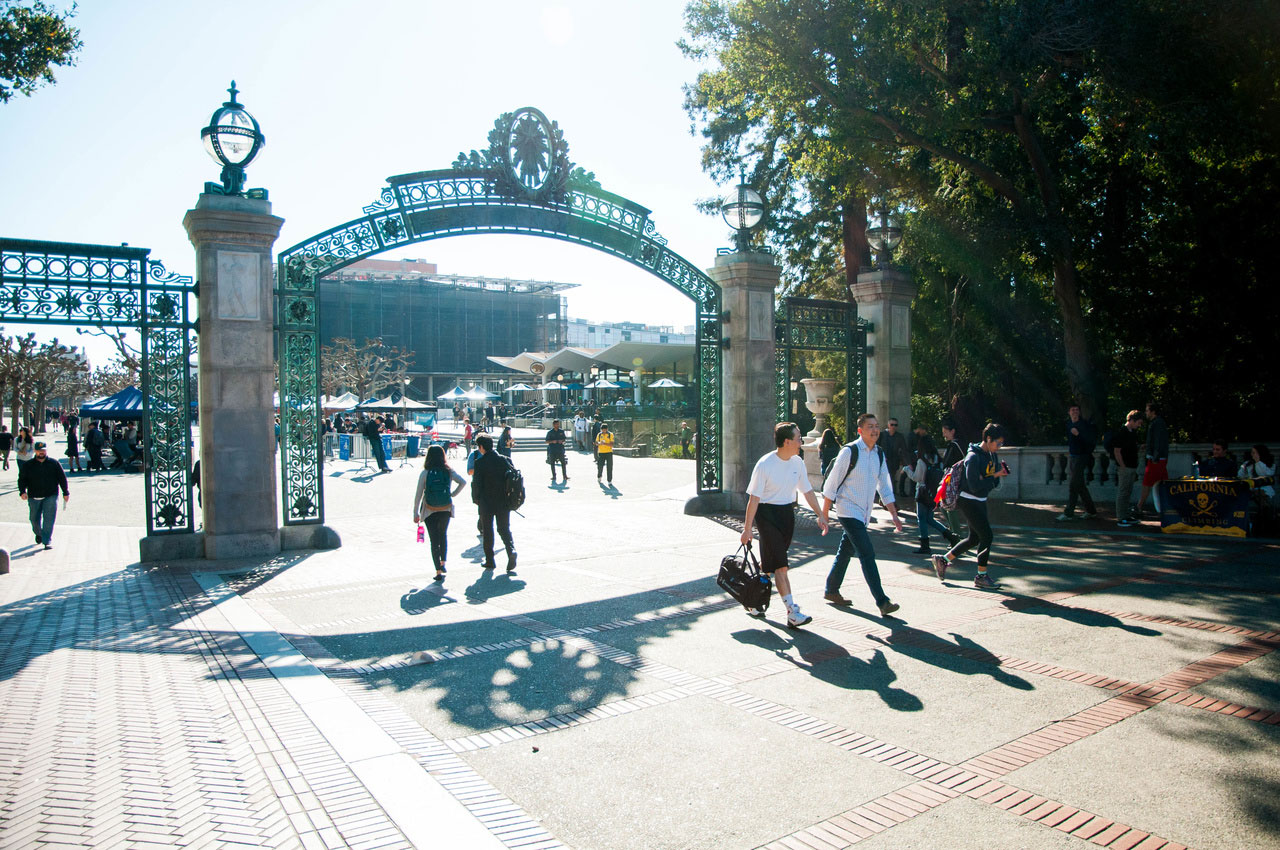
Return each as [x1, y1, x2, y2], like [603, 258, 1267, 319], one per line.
[931, 423, 1010, 589]
[903, 436, 959, 554]
[498, 426, 515, 459]
[413, 444, 467, 582]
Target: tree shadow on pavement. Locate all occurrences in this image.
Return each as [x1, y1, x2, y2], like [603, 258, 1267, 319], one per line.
[732, 626, 923, 711]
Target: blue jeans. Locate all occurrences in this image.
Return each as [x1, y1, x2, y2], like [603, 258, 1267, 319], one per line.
[28, 495, 58, 544]
[825, 516, 887, 605]
[916, 501, 952, 541]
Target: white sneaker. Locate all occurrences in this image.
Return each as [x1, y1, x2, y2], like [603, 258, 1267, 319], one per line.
[786, 607, 813, 629]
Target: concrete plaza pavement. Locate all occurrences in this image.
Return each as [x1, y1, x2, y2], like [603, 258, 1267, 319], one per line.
[1, 435, 1278, 849]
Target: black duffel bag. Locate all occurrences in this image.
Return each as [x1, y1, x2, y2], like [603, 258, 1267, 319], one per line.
[717, 543, 772, 612]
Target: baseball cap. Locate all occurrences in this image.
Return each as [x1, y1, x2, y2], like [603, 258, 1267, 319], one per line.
[34, 442, 47, 450]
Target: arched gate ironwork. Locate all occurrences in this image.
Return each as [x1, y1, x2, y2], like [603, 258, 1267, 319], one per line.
[0, 238, 196, 536]
[275, 108, 724, 527]
[775, 296, 869, 430]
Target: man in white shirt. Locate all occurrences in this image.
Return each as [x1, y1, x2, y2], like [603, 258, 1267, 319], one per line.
[573, 411, 589, 452]
[740, 422, 830, 628]
[820, 413, 905, 617]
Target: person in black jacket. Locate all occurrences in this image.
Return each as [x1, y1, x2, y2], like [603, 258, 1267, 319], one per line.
[1056, 404, 1098, 520]
[931, 423, 1009, 589]
[363, 415, 390, 473]
[18, 442, 70, 550]
[940, 420, 966, 538]
[471, 435, 517, 573]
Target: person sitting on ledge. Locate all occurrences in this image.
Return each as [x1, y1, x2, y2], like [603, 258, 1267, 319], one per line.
[1197, 440, 1236, 478]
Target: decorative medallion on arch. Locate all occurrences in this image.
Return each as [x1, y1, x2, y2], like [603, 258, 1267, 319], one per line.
[276, 108, 723, 527]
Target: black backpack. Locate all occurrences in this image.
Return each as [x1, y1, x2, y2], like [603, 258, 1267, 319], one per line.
[921, 458, 944, 499]
[500, 456, 526, 511]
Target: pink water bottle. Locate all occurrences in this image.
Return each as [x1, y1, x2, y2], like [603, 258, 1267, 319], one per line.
[416, 524, 425, 543]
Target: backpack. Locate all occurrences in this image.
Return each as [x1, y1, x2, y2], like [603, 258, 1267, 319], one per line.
[500, 456, 526, 511]
[835, 442, 884, 491]
[934, 458, 968, 510]
[920, 458, 944, 501]
[425, 467, 452, 508]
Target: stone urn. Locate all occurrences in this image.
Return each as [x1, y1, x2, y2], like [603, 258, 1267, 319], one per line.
[800, 378, 837, 488]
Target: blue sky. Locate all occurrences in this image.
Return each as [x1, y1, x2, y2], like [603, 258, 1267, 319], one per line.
[0, 0, 734, 366]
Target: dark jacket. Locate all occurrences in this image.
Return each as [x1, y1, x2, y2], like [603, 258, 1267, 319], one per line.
[882, 430, 907, 468]
[471, 449, 511, 511]
[960, 442, 1002, 499]
[942, 439, 964, 468]
[1065, 418, 1097, 457]
[18, 457, 69, 499]
[1145, 416, 1169, 460]
[1110, 427, 1139, 468]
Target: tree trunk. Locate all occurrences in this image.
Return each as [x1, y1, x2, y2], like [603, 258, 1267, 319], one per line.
[1050, 246, 1103, 421]
[841, 194, 871, 294]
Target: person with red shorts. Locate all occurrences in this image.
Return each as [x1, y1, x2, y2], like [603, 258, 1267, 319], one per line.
[1135, 401, 1169, 519]
[740, 422, 829, 628]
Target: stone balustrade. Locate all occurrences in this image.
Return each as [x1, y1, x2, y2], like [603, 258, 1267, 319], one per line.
[978, 443, 1276, 504]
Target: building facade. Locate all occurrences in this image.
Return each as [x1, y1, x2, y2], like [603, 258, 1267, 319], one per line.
[564, 317, 695, 348]
[318, 260, 572, 389]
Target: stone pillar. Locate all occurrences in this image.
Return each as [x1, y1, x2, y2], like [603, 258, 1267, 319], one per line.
[184, 194, 284, 559]
[708, 251, 779, 510]
[850, 267, 917, 428]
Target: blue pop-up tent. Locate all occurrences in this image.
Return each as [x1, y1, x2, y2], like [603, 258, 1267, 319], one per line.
[79, 386, 146, 420]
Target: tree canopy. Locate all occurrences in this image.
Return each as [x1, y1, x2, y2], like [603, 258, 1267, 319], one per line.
[0, 1, 80, 103]
[683, 0, 1280, 442]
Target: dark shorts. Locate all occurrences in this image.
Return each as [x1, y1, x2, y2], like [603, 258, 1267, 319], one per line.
[1143, 459, 1169, 487]
[754, 501, 796, 573]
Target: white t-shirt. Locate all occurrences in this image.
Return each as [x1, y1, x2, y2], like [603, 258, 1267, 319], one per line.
[746, 452, 813, 505]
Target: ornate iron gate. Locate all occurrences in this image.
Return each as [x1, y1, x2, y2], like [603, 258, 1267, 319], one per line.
[0, 238, 196, 535]
[775, 296, 868, 430]
[276, 107, 724, 527]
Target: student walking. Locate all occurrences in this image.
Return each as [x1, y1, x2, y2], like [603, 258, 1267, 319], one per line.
[940, 421, 965, 538]
[65, 426, 83, 472]
[1057, 403, 1098, 520]
[18, 441, 70, 550]
[498, 425, 515, 459]
[932, 423, 1010, 588]
[0, 425, 12, 471]
[413, 444, 467, 582]
[545, 419, 569, 483]
[740, 422, 830, 628]
[14, 427, 36, 476]
[820, 414, 905, 617]
[595, 422, 615, 484]
[471, 435, 517, 573]
[84, 422, 106, 471]
[903, 435, 958, 554]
